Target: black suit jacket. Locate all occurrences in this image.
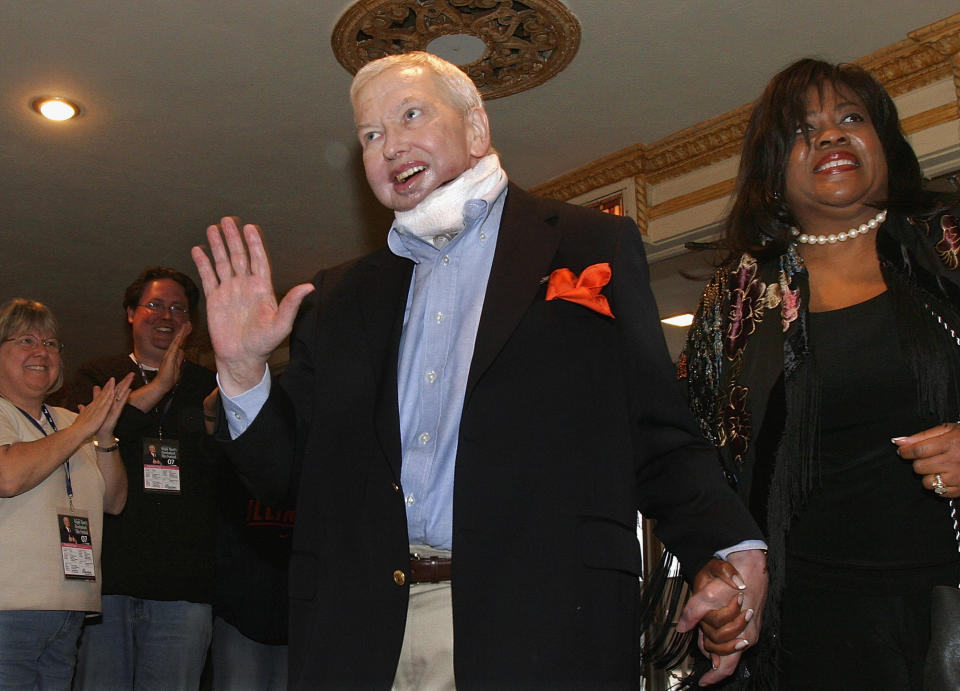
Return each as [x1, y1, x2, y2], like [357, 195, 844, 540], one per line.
[222, 184, 762, 689]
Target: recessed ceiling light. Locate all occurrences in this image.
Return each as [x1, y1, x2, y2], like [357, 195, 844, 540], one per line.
[661, 313, 694, 327]
[31, 96, 81, 121]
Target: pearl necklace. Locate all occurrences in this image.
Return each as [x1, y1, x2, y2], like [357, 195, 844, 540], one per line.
[792, 209, 887, 245]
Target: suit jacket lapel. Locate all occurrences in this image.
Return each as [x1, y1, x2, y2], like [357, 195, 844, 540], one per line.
[466, 184, 562, 397]
[355, 250, 413, 480]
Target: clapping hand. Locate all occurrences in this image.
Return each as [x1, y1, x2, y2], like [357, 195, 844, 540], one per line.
[152, 322, 191, 393]
[75, 373, 134, 443]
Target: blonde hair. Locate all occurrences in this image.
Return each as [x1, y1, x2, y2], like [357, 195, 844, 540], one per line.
[350, 51, 483, 115]
[0, 298, 64, 393]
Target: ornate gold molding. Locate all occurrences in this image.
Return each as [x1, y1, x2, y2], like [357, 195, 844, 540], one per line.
[630, 100, 960, 224]
[332, 0, 581, 100]
[637, 103, 960, 221]
[648, 178, 735, 221]
[906, 12, 960, 108]
[643, 103, 753, 186]
[634, 174, 648, 236]
[530, 142, 645, 200]
[857, 40, 952, 97]
[901, 102, 960, 134]
[908, 13, 960, 59]
[530, 13, 960, 208]
[626, 101, 960, 224]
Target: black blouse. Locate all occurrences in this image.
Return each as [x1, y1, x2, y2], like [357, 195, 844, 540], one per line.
[787, 291, 958, 574]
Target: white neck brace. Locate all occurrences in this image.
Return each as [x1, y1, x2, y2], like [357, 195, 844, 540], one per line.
[394, 153, 505, 239]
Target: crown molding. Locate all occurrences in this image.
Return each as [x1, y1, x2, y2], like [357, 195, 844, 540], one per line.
[648, 178, 735, 222]
[901, 101, 960, 133]
[643, 103, 753, 186]
[636, 100, 960, 224]
[530, 13, 960, 203]
[528, 143, 645, 201]
[908, 12, 960, 59]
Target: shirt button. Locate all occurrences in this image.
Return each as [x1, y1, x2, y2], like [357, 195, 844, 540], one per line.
[393, 570, 406, 586]
[391, 482, 400, 493]
[479, 232, 487, 241]
[233, 412, 242, 420]
[442, 255, 450, 265]
[405, 494, 415, 505]
[419, 432, 430, 444]
[435, 312, 444, 323]
[425, 371, 437, 384]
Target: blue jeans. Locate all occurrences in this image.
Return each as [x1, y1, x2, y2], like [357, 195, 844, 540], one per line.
[211, 617, 287, 691]
[74, 596, 212, 691]
[0, 610, 84, 691]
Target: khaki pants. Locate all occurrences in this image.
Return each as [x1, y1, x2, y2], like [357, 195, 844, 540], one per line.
[392, 548, 455, 690]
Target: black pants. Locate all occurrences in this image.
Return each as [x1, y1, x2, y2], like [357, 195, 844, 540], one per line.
[778, 562, 958, 690]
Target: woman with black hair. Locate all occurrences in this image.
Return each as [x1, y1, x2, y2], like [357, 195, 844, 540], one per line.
[680, 59, 960, 688]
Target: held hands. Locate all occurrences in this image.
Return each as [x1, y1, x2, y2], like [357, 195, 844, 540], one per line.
[191, 217, 314, 396]
[894, 422, 960, 499]
[695, 560, 751, 655]
[75, 372, 134, 443]
[677, 549, 768, 685]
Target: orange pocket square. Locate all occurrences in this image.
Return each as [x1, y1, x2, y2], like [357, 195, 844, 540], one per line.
[545, 262, 614, 318]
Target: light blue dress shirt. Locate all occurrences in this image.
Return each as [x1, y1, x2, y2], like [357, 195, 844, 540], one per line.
[386, 188, 506, 549]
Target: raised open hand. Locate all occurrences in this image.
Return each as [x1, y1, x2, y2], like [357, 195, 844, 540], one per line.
[191, 217, 314, 395]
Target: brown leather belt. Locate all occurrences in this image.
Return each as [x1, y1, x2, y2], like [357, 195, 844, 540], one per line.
[408, 554, 452, 583]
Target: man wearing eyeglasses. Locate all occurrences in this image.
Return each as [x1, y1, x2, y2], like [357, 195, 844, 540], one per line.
[52, 266, 219, 691]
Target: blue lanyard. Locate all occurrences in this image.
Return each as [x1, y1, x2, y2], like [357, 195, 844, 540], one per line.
[13, 404, 72, 504]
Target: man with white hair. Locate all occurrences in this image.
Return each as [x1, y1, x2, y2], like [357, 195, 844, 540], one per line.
[193, 51, 766, 689]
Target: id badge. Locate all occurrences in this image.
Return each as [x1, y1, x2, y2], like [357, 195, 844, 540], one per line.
[142, 437, 181, 494]
[58, 510, 96, 581]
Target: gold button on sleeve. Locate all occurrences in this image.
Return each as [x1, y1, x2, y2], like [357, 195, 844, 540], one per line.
[391, 482, 400, 493]
[393, 570, 406, 586]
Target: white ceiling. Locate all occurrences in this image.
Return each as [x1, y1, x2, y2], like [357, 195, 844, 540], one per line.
[2, 1, 957, 373]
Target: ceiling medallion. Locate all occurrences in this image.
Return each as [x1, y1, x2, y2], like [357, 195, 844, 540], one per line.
[332, 0, 581, 100]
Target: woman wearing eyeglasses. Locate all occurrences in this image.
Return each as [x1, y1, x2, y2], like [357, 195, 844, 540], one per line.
[0, 298, 132, 689]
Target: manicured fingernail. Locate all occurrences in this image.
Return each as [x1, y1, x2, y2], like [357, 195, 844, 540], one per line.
[738, 593, 744, 607]
[891, 437, 907, 443]
[735, 639, 749, 650]
[733, 574, 746, 589]
[711, 655, 719, 670]
[744, 608, 755, 623]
